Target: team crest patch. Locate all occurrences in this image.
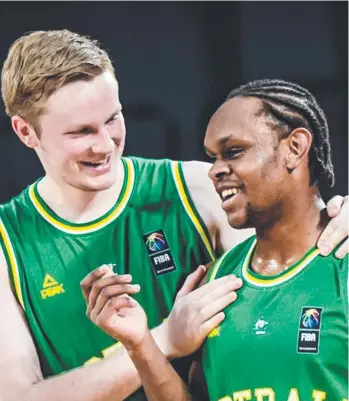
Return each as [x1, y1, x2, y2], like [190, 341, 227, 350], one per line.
[143, 230, 177, 276]
[297, 306, 323, 354]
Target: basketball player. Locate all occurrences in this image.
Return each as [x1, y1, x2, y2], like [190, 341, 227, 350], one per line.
[93, 80, 348, 401]
[0, 29, 347, 401]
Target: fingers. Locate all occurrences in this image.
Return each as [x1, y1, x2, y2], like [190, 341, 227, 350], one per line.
[80, 265, 141, 319]
[335, 239, 349, 259]
[200, 276, 242, 302]
[176, 265, 206, 298]
[318, 196, 348, 256]
[326, 195, 344, 218]
[95, 296, 137, 329]
[87, 274, 133, 313]
[198, 312, 226, 338]
[190, 274, 241, 300]
[90, 283, 140, 319]
[197, 291, 238, 323]
[80, 265, 114, 303]
[197, 261, 213, 288]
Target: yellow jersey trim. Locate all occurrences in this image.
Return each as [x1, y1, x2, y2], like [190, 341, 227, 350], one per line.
[0, 219, 25, 309]
[208, 250, 231, 282]
[172, 161, 215, 261]
[29, 159, 135, 235]
[242, 239, 321, 287]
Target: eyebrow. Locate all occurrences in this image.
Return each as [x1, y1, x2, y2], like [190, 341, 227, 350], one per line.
[204, 134, 236, 155]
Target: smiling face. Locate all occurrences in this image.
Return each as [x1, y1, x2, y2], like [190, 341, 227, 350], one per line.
[22, 71, 126, 192]
[204, 96, 292, 230]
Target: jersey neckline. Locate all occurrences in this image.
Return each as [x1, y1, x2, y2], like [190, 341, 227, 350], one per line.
[28, 158, 135, 235]
[242, 238, 321, 287]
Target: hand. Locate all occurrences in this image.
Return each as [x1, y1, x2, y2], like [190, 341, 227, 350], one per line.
[318, 195, 348, 258]
[163, 265, 242, 358]
[80, 265, 147, 350]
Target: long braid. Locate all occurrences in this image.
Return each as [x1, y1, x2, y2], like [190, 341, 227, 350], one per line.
[226, 79, 334, 187]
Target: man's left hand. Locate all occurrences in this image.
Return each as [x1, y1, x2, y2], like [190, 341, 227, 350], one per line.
[318, 195, 348, 259]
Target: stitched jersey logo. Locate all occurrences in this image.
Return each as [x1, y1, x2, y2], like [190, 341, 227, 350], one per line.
[253, 317, 269, 335]
[145, 232, 166, 252]
[41, 274, 65, 299]
[143, 230, 177, 276]
[297, 306, 323, 354]
[301, 308, 321, 329]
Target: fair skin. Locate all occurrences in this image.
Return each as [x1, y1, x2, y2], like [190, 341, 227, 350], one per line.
[0, 71, 347, 401]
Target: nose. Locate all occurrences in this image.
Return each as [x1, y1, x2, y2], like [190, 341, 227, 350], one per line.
[208, 159, 231, 182]
[91, 129, 115, 154]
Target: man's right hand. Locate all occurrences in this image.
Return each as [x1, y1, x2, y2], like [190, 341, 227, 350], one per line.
[163, 265, 242, 358]
[81, 264, 242, 359]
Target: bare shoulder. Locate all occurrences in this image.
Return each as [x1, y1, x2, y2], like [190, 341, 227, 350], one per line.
[181, 161, 254, 253]
[181, 161, 217, 213]
[0, 245, 43, 395]
[181, 161, 220, 245]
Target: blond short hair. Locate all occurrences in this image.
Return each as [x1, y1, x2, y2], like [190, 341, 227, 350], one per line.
[1, 29, 115, 126]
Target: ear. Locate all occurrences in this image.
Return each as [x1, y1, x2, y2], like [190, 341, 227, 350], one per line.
[11, 115, 40, 148]
[285, 128, 312, 171]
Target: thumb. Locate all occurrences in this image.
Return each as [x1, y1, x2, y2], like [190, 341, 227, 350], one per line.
[326, 195, 343, 218]
[176, 265, 206, 298]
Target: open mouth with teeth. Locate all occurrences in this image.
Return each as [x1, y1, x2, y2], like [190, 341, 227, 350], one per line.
[221, 188, 240, 201]
[80, 156, 111, 168]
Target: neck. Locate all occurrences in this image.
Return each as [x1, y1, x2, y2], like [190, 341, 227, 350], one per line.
[37, 159, 125, 223]
[251, 188, 328, 276]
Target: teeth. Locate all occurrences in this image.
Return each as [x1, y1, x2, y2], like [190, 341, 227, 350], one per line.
[88, 159, 107, 165]
[222, 188, 239, 200]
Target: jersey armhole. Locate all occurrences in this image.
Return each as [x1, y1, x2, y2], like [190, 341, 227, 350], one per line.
[0, 218, 25, 310]
[171, 161, 216, 262]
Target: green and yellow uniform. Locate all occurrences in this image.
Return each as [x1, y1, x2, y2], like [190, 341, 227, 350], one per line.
[0, 157, 216, 401]
[203, 236, 348, 401]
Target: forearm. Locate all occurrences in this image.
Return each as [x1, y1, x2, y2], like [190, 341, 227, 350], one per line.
[128, 331, 192, 401]
[6, 326, 170, 401]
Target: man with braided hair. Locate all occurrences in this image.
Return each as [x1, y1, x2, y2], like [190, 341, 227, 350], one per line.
[92, 79, 348, 401]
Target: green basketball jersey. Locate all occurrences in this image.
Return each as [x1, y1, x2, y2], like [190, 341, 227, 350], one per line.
[203, 236, 348, 401]
[0, 157, 216, 401]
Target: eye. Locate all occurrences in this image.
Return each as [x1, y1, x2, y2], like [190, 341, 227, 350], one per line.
[106, 112, 122, 125]
[225, 148, 244, 159]
[205, 151, 216, 161]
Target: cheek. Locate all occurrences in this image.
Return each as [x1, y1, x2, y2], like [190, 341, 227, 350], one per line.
[113, 116, 126, 137]
[61, 138, 90, 161]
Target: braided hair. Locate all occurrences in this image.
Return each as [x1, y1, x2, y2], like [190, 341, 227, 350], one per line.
[226, 79, 334, 187]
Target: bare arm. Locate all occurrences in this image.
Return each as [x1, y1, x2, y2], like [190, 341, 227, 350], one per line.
[84, 267, 242, 401]
[182, 161, 254, 254]
[0, 247, 169, 401]
[128, 331, 193, 401]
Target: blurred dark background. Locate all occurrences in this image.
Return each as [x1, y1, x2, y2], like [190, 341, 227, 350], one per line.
[0, 1, 347, 203]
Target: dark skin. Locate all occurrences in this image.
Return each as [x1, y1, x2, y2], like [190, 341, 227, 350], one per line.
[204, 96, 328, 275]
[178, 96, 332, 400]
[81, 95, 339, 401]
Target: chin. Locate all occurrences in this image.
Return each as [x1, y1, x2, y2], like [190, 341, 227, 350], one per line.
[226, 212, 250, 230]
[74, 176, 117, 192]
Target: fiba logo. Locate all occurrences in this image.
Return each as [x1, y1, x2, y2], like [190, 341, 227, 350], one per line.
[143, 229, 177, 276]
[146, 232, 166, 252]
[297, 306, 323, 354]
[301, 308, 320, 329]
